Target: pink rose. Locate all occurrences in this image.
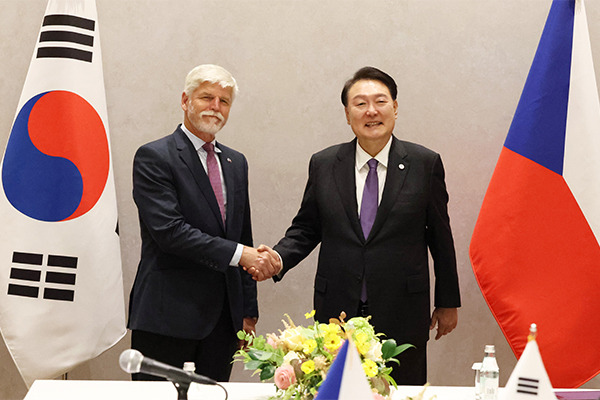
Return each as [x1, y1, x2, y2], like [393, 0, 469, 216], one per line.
[274, 365, 296, 390]
[373, 394, 387, 400]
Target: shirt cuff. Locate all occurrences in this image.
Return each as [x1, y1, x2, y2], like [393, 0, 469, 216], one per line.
[273, 249, 284, 276]
[230, 243, 244, 266]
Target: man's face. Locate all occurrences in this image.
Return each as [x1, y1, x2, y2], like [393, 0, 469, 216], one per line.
[182, 81, 233, 140]
[344, 79, 398, 147]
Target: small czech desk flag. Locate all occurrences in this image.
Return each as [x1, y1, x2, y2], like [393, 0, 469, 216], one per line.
[315, 339, 375, 400]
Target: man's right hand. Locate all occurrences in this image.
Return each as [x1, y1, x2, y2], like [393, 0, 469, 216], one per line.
[239, 246, 281, 281]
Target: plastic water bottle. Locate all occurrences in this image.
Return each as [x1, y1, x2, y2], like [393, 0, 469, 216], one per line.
[472, 362, 482, 400]
[480, 345, 499, 400]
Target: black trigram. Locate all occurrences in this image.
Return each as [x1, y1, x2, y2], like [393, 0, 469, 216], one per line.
[517, 377, 540, 396]
[7, 251, 77, 302]
[37, 14, 95, 62]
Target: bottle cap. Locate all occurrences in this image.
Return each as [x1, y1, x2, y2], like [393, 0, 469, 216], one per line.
[485, 345, 495, 353]
[183, 361, 196, 372]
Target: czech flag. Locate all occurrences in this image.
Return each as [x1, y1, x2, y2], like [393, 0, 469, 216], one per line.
[0, 0, 125, 386]
[470, 0, 600, 388]
[315, 340, 374, 400]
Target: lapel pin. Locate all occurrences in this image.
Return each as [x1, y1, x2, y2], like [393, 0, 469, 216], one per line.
[399, 163, 405, 170]
[227, 158, 232, 163]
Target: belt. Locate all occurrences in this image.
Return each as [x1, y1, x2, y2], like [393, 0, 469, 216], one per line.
[358, 301, 369, 317]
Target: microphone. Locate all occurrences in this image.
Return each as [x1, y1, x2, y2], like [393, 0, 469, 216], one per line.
[119, 349, 217, 385]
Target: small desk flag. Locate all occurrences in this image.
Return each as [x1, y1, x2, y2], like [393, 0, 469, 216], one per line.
[500, 326, 557, 400]
[315, 340, 375, 400]
[470, 0, 600, 388]
[0, 0, 126, 386]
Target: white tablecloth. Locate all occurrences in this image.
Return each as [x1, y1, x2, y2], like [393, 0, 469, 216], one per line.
[23, 380, 483, 400]
[23, 380, 599, 400]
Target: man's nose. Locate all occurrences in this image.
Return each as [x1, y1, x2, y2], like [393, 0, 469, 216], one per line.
[366, 102, 378, 115]
[208, 97, 222, 111]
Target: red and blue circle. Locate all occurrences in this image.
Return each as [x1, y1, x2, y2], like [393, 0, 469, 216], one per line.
[1, 90, 109, 222]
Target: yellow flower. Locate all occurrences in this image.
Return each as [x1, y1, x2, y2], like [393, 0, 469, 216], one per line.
[303, 339, 317, 354]
[301, 359, 315, 374]
[321, 323, 342, 335]
[324, 334, 342, 351]
[305, 310, 316, 319]
[354, 332, 371, 355]
[356, 340, 371, 356]
[362, 359, 378, 377]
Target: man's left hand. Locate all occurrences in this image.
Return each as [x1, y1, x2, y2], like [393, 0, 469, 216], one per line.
[239, 317, 257, 349]
[430, 307, 458, 340]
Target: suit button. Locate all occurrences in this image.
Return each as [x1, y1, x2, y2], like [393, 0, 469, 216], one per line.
[356, 276, 361, 283]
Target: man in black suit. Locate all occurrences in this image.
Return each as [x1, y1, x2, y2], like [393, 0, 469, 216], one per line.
[128, 64, 277, 382]
[251, 67, 461, 385]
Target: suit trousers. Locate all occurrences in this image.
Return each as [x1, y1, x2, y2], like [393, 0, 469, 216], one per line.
[390, 343, 427, 385]
[131, 301, 237, 382]
[358, 302, 426, 385]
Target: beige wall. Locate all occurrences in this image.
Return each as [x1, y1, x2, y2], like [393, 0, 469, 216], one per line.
[1, 0, 600, 398]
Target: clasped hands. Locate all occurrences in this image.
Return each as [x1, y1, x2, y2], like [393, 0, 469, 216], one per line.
[240, 245, 281, 281]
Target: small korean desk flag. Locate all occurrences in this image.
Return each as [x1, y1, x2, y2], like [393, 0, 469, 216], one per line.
[0, 0, 126, 386]
[470, 0, 600, 387]
[315, 340, 375, 400]
[500, 325, 557, 400]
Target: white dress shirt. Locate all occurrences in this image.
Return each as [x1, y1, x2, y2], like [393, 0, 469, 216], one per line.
[355, 136, 391, 216]
[181, 124, 243, 266]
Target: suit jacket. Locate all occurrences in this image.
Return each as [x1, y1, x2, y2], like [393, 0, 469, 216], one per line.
[274, 136, 460, 346]
[128, 126, 257, 340]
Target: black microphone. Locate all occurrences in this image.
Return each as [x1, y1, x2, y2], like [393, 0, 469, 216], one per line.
[119, 349, 217, 385]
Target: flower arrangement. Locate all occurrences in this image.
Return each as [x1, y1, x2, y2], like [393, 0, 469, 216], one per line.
[235, 310, 413, 400]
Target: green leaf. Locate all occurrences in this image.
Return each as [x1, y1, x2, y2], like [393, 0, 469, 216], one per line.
[237, 330, 247, 340]
[250, 349, 275, 361]
[244, 360, 264, 370]
[381, 339, 414, 359]
[381, 339, 398, 359]
[260, 364, 276, 381]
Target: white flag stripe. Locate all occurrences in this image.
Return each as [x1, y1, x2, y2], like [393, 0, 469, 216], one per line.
[564, 0, 600, 245]
[337, 341, 375, 400]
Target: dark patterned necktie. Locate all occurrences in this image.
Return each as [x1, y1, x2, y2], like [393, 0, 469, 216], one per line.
[202, 142, 225, 224]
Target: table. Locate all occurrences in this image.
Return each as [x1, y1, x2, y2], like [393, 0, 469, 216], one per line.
[23, 380, 599, 400]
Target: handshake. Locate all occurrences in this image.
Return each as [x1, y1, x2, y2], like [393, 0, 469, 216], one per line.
[239, 245, 282, 282]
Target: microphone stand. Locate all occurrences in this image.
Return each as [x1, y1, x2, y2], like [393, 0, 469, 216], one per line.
[172, 380, 190, 400]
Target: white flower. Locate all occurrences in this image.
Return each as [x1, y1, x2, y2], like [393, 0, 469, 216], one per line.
[280, 327, 305, 352]
[282, 350, 301, 366]
[365, 341, 383, 361]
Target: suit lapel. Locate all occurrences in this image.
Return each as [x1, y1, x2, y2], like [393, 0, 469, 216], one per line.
[174, 129, 225, 232]
[368, 136, 409, 241]
[333, 139, 364, 242]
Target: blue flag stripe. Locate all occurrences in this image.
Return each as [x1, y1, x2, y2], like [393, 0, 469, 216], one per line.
[504, 0, 575, 176]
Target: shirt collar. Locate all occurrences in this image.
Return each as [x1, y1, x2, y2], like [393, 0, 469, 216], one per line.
[180, 123, 221, 153]
[356, 136, 392, 170]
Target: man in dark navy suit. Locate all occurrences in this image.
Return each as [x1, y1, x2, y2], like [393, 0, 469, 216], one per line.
[128, 64, 278, 381]
[252, 67, 461, 385]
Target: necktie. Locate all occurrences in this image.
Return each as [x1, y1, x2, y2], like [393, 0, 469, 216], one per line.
[360, 158, 378, 302]
[202, 142, 226, 224]
[360, 158, 378, 238]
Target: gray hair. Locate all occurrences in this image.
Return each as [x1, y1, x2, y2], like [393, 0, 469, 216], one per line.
[183, 64, 239, 100]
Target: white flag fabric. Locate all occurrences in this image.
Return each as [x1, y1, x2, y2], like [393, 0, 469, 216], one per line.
[0, 0, 125, 386]
[315, 340, 375, 400]
[500, 340, 557, 400]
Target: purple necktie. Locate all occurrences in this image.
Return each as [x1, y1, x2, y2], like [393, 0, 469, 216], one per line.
[360, 158, 378, 302]
[202, 142, 226, 224]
